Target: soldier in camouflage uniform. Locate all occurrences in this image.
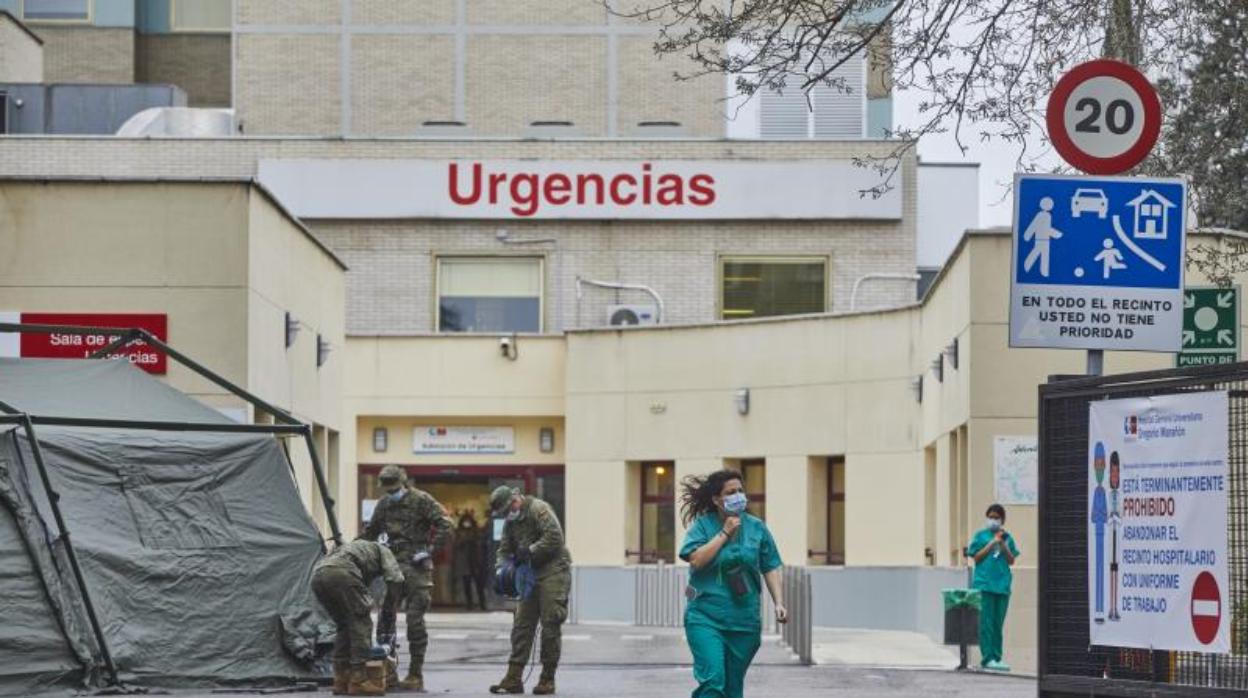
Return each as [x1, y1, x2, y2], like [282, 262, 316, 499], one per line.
[487, 486, 572, 695]
[312, 539, 405, 696]
[359, 465, 452, 692]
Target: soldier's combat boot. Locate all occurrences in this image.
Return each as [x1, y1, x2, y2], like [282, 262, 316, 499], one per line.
[488, 663, 526, 694]
[384, 659, 400, 689]
[348, 664, 386, 696]
[531, 664, 557, 695]
[395, 664, 425, 692]
[332, 661, 350, 695]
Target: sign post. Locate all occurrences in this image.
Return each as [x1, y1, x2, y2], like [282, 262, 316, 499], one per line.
[1043, 59, 1164, 375]
[1177, 287, 1240, 367]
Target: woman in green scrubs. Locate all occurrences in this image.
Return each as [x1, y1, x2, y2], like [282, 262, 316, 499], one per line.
[967, 503, 1020, 672]
[679, 469, 786, 698]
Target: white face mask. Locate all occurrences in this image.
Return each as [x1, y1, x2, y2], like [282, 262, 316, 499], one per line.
[987, 518, 1002, 530]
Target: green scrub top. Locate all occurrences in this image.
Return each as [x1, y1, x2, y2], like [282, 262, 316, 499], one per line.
[680, 513, 783, 631]
[968, 527, 1020, 595]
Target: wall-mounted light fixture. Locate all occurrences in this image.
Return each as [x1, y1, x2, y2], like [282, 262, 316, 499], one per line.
[285, 312, 300, 348]
[930, 355, 944, 383]
[539, 427, 555, 453]
[317, 334, 332, 368]
[372, 427, 388, 453]
[734, 388, 750, 416]
[944, 338, 959, 370]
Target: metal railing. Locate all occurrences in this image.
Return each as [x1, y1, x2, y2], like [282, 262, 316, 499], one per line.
[763, 566, 813, 665]
[633, 561, 813, 665]
[635, 560, 688, 627]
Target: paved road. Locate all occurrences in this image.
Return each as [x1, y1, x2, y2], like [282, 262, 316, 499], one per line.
[142, 615, 1035, 697]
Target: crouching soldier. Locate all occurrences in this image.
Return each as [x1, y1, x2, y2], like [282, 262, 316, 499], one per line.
[488, 486, 572, 695]
[312, 539, 405, 696]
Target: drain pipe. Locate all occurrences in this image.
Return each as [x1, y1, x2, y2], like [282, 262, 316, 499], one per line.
[575, 276, 664, 324]
[850, 273, 921, 311]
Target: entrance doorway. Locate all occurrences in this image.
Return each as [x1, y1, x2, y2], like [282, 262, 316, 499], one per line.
[358, 464, 565, 608]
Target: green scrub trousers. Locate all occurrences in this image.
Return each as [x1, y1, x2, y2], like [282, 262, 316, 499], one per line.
[686, 623, 762, 698]
[978, 591, 1009, 666]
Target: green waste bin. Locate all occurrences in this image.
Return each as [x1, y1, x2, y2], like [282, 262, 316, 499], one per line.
[942, 588, 980, 645]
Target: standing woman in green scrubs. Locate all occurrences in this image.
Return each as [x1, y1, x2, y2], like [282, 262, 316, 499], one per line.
[679, 469, 786, 698]
[967, 503, 1020, 672]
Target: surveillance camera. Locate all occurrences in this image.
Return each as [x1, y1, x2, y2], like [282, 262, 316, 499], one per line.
[499, 336, 513, 355]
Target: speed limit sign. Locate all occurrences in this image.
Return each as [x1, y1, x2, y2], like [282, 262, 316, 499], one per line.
[1046, 59, 1161, 175]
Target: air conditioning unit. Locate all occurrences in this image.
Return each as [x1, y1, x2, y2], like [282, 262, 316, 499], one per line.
[607, 304, 658, 327]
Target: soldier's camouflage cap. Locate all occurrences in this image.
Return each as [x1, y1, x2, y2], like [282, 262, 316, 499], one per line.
[378, 464, 406, 486]
[490, 485, 520, 514]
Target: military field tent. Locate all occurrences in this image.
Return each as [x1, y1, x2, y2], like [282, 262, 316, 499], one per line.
[0, 357, 332, 694]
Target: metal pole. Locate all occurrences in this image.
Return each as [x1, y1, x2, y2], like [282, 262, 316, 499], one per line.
[18, 416, 120, 687]
[301, 426, 343, 546]
[0, 323, 299, 425]
[1087, 349, 1104, 377]
[86, 329, 141, 361]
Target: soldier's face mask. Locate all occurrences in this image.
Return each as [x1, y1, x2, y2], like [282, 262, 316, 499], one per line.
[386, 487, 405, 502]
[506, 498, 523, 521]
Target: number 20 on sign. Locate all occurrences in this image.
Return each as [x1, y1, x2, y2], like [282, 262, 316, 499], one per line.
[1046, 59, 1162, 175]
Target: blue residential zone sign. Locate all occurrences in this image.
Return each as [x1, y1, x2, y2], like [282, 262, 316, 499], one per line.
[1010, 174, 1187, 351]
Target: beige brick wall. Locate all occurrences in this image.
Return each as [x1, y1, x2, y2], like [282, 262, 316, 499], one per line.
[238, 0, 340, 26]
[236, 34, 340, 135]
[313, 217, 915, 334]
[467, 0, 606, 26]
[617, 36, 721, 137]
[351, 35, 455, 136]
[0, 14, 43, 82]
[0, 137, 917, 326]
[35, 26, 133, 83]
[232, 0, 731, 137]
[466, 35, 608, 136]
[351, 0, 455, 25]
[136, 34, 230, 107]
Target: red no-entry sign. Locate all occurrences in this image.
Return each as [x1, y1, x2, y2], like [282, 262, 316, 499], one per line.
[1191, 571, 1222, 645]
[1046, 59, 1162, 175]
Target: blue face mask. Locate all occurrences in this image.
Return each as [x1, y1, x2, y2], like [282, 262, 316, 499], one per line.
[723, 492, 748, 514]
[388, 489, 405, 502]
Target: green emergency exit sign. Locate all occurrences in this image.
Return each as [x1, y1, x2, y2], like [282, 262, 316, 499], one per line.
[1177, 287, 1239, 367]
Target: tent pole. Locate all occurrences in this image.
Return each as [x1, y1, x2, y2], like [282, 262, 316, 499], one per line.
[131, 329, 300, 425]
[18, 416, 120, 688]
[302, 426, 343, 547]
[86, 329, 141, 361]
[0, 323, 299, 425]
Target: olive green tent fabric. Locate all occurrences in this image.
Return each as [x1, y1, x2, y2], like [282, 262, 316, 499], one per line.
[0, 357, 230, 423]
[0, 359, 334, 694]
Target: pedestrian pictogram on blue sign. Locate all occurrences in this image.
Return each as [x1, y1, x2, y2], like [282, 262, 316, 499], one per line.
[1015, 177, 1184, 289]
[1010, 174, 1187, 352]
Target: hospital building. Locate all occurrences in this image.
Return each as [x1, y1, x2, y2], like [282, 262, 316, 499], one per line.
[1, 0, 1244, 673]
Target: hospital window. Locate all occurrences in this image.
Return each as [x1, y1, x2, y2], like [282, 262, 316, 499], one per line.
[827, 458, 845, 565]
[438, 257, 543, 333]
[721, 257, 827, 320]
[172, 0, 231, 32]
[741, 458, 766, 520]
[23, 0, 90, 21]
[640, 461, 675, 563]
